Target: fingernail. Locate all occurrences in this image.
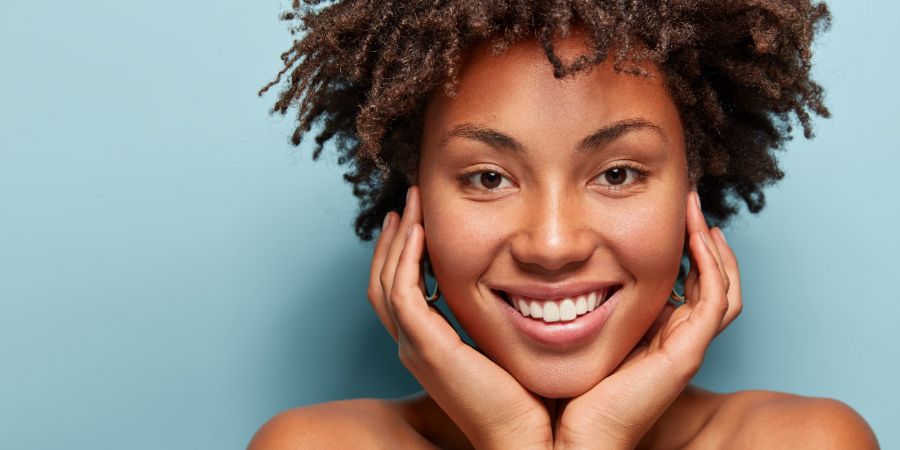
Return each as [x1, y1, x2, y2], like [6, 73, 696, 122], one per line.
[406, 187, 412, 204]
[406, 224, 414, 238]
[694, 192, 702, 210]
[382, 212, 392, 229]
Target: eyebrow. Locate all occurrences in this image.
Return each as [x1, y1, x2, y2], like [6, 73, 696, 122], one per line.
[575, 118, 666, 153]
[441, 123, 523, 151]
[439, 118, 665, 154]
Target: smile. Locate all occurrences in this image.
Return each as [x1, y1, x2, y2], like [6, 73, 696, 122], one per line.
[497, 286, 620, 324]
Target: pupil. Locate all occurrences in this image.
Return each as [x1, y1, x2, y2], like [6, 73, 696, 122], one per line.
[480, 172, 501, 189]
[605, 168, 626, 185]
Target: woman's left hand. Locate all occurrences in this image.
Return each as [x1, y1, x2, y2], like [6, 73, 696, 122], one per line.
[552, 191, 742, 450]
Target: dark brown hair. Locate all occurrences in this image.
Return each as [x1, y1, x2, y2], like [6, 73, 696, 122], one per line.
[260, 0, 830, 241]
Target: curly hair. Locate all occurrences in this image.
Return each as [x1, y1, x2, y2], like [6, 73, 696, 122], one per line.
[260, 0, 830, 241]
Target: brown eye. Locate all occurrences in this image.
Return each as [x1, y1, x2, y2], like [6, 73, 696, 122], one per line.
[480, 172, 502, 189]
[604, 168, 627, 185]
[465, 170, 511, 191]
[595, 166, 641, 187]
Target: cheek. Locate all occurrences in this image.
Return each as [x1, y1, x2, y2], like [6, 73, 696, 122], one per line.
[605, 200, 685, 286]
[421, 196, 503, 289]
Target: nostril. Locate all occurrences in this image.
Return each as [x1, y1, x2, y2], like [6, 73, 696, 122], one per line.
[508, 231, 595, 273]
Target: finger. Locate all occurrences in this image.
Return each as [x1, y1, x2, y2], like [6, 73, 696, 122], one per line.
[686, 230, 728, 342]
[682, 198, 698, 302]
[380, 187, 421, 311]
[708, 227, 730, 293]
[684, 265, 698, 304]
[710, 228, 742, 332]
[368, 211, 400, 340]
[391, 225, 552, 447]
[685, 192, 728, 291]
[393, 223, 451, 350]
[684, 245, 698, 303]
[684, 191, 707, 238]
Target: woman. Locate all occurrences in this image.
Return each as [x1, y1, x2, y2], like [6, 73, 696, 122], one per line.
[250, 1, 878, 448]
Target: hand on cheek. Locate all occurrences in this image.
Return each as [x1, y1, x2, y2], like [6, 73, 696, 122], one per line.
[367, 188, 743, 449]
[551, 191, 743, 450]
[367, 187, 554, 449]
[683, 191, 743, 335]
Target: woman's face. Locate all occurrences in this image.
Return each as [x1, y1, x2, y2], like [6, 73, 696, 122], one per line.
[418, 33, 689, 398]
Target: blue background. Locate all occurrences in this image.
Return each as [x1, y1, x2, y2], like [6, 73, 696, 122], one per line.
[1, 1, 897, 448]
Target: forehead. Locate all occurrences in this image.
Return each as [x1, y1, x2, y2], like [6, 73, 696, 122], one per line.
[423, 34, 683, 148]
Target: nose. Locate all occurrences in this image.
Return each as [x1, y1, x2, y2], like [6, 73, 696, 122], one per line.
[509, 188, 596, 273]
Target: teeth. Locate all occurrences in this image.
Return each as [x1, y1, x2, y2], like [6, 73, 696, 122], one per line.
[510, 288, 611, 324]
[517, 299, 530, 317]
[543, 302, 560, 322]
[575, 296, 587, 315]
[559, 299, 576, 321]
[529, 301, 543, 319]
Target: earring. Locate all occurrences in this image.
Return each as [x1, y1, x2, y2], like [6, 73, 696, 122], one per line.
[425, 280, 441, 302]
[668, 288, 685, 307]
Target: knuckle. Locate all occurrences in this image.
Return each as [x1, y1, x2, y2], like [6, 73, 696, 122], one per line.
[715, 296, 729, 315]
[379, 271, 392, 291]
[731, 300, 743, 317]
[387, 291, 404, 311]
[388, 290, 417, 318]
[366, 285, 381, 304]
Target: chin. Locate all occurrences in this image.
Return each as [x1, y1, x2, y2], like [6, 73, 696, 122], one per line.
[508, 356, 612, 399]
[526, 379, 596, 399]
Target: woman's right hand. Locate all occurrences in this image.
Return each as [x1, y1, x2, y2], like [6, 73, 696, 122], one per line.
[368, 186, 553, 450]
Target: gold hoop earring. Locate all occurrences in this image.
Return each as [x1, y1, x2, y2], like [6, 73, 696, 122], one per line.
[425, 281, 441, 302]
[668, 288, 685, 306]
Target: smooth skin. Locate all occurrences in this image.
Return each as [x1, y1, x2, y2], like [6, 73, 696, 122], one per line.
[371, 187, 730, 449]
[249, 190, 877, 449]
[249, 31, 878, 450]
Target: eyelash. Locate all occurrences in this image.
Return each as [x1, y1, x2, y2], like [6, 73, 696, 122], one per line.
[458, 162, 649, 193]
[457, 167, 512, 193]
[590, 162, 648, 191]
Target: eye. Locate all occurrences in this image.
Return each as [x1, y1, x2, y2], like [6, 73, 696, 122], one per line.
[465, 170, 512, 191]
[593, 166, 644, 187]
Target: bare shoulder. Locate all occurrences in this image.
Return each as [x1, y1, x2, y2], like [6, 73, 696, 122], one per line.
[696, 390, 879, 449]
[247, 397, 439, 450]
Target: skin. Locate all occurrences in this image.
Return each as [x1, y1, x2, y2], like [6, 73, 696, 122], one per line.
[248, 32, 879, 450]
[417, 33, 690, 400]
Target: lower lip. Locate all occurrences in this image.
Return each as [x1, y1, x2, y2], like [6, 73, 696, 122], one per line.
[499, 291, 620, 349]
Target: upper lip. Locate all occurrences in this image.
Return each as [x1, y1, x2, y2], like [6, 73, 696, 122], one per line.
[490, 281, 620, 301]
